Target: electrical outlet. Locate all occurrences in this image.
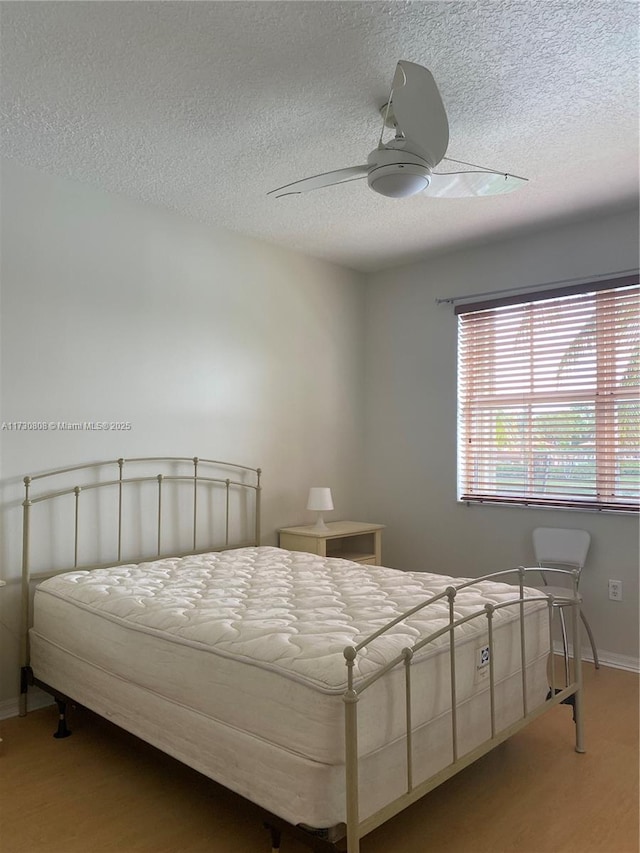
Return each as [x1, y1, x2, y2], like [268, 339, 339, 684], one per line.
[608, 579, 623, 601]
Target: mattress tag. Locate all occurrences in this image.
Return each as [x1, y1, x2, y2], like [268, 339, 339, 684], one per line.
[475, 644, 490, 682]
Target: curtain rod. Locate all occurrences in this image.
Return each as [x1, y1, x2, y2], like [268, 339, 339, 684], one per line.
[435, 268, 639, 305]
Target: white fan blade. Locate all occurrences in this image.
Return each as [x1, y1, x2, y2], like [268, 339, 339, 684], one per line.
[425, 171, 527, 198]
[268, 166, 368, 198]
[391, 61, 449, 168]
[392, 62, 407, 91]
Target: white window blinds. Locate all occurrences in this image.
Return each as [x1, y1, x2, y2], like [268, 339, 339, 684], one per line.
[457, 279, 639, 512]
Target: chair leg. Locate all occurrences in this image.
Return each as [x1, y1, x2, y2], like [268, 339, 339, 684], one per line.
[558, 608, 570, 687]
[580, 610, 600, 669]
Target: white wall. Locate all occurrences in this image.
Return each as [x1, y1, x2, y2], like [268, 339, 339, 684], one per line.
[0, 159, 367, 707]
[363, 208, 639, 666]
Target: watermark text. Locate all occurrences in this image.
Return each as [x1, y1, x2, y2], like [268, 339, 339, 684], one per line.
[1, 421, 132, 432]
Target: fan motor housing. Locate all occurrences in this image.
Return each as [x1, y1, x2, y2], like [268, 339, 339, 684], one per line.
[367, 147, 432, 198]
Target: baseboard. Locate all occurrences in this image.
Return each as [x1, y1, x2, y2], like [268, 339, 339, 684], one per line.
[553, 641, 640, 673]
[0, 687, 55, 720]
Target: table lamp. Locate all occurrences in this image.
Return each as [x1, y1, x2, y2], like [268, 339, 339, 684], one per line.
[307, 487, 333, 532]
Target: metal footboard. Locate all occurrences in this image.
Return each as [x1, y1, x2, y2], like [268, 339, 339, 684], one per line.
[341, 566, 584, 853]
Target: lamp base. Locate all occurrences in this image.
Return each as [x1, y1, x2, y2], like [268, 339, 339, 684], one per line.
[312, 513, 329, 532]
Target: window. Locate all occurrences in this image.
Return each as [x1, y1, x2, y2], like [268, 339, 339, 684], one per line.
[457, 277, 639, 512]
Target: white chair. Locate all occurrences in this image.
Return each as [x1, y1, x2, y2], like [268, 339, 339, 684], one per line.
[533, 527, 599, 685]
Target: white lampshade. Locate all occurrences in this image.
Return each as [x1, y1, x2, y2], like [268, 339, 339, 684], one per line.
[306, 487, 333, 532]
[306, 487, 334, 511]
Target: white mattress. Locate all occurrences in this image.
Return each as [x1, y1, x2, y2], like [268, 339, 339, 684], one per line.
[31, 546, 550, 827]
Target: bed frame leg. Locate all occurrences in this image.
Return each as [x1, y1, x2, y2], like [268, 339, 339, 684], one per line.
[264, 822, 281, 852]
[53, 698, 72, 739]
[19, 666, 32, 717]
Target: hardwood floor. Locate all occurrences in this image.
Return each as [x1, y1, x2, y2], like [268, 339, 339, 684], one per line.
[0, 662, 637, 853]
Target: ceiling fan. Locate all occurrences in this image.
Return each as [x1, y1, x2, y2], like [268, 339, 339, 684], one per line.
[267, 61, 527, 201]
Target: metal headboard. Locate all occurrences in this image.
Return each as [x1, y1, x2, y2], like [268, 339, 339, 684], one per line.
[20, 455, 261, 714]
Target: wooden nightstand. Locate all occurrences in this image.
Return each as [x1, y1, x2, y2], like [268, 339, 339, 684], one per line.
[278, 521, 384, 566]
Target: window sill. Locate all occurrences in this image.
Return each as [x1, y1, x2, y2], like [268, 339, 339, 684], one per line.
[458, 498, 639, 516]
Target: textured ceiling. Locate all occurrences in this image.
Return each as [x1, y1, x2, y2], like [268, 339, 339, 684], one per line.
[1, 1, 638, 271]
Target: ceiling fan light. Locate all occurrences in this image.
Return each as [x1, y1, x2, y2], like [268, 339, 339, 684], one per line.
[368, 164, 431, 198]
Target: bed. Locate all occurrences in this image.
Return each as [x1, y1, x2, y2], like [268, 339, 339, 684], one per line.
[20, 456, 586, 853]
